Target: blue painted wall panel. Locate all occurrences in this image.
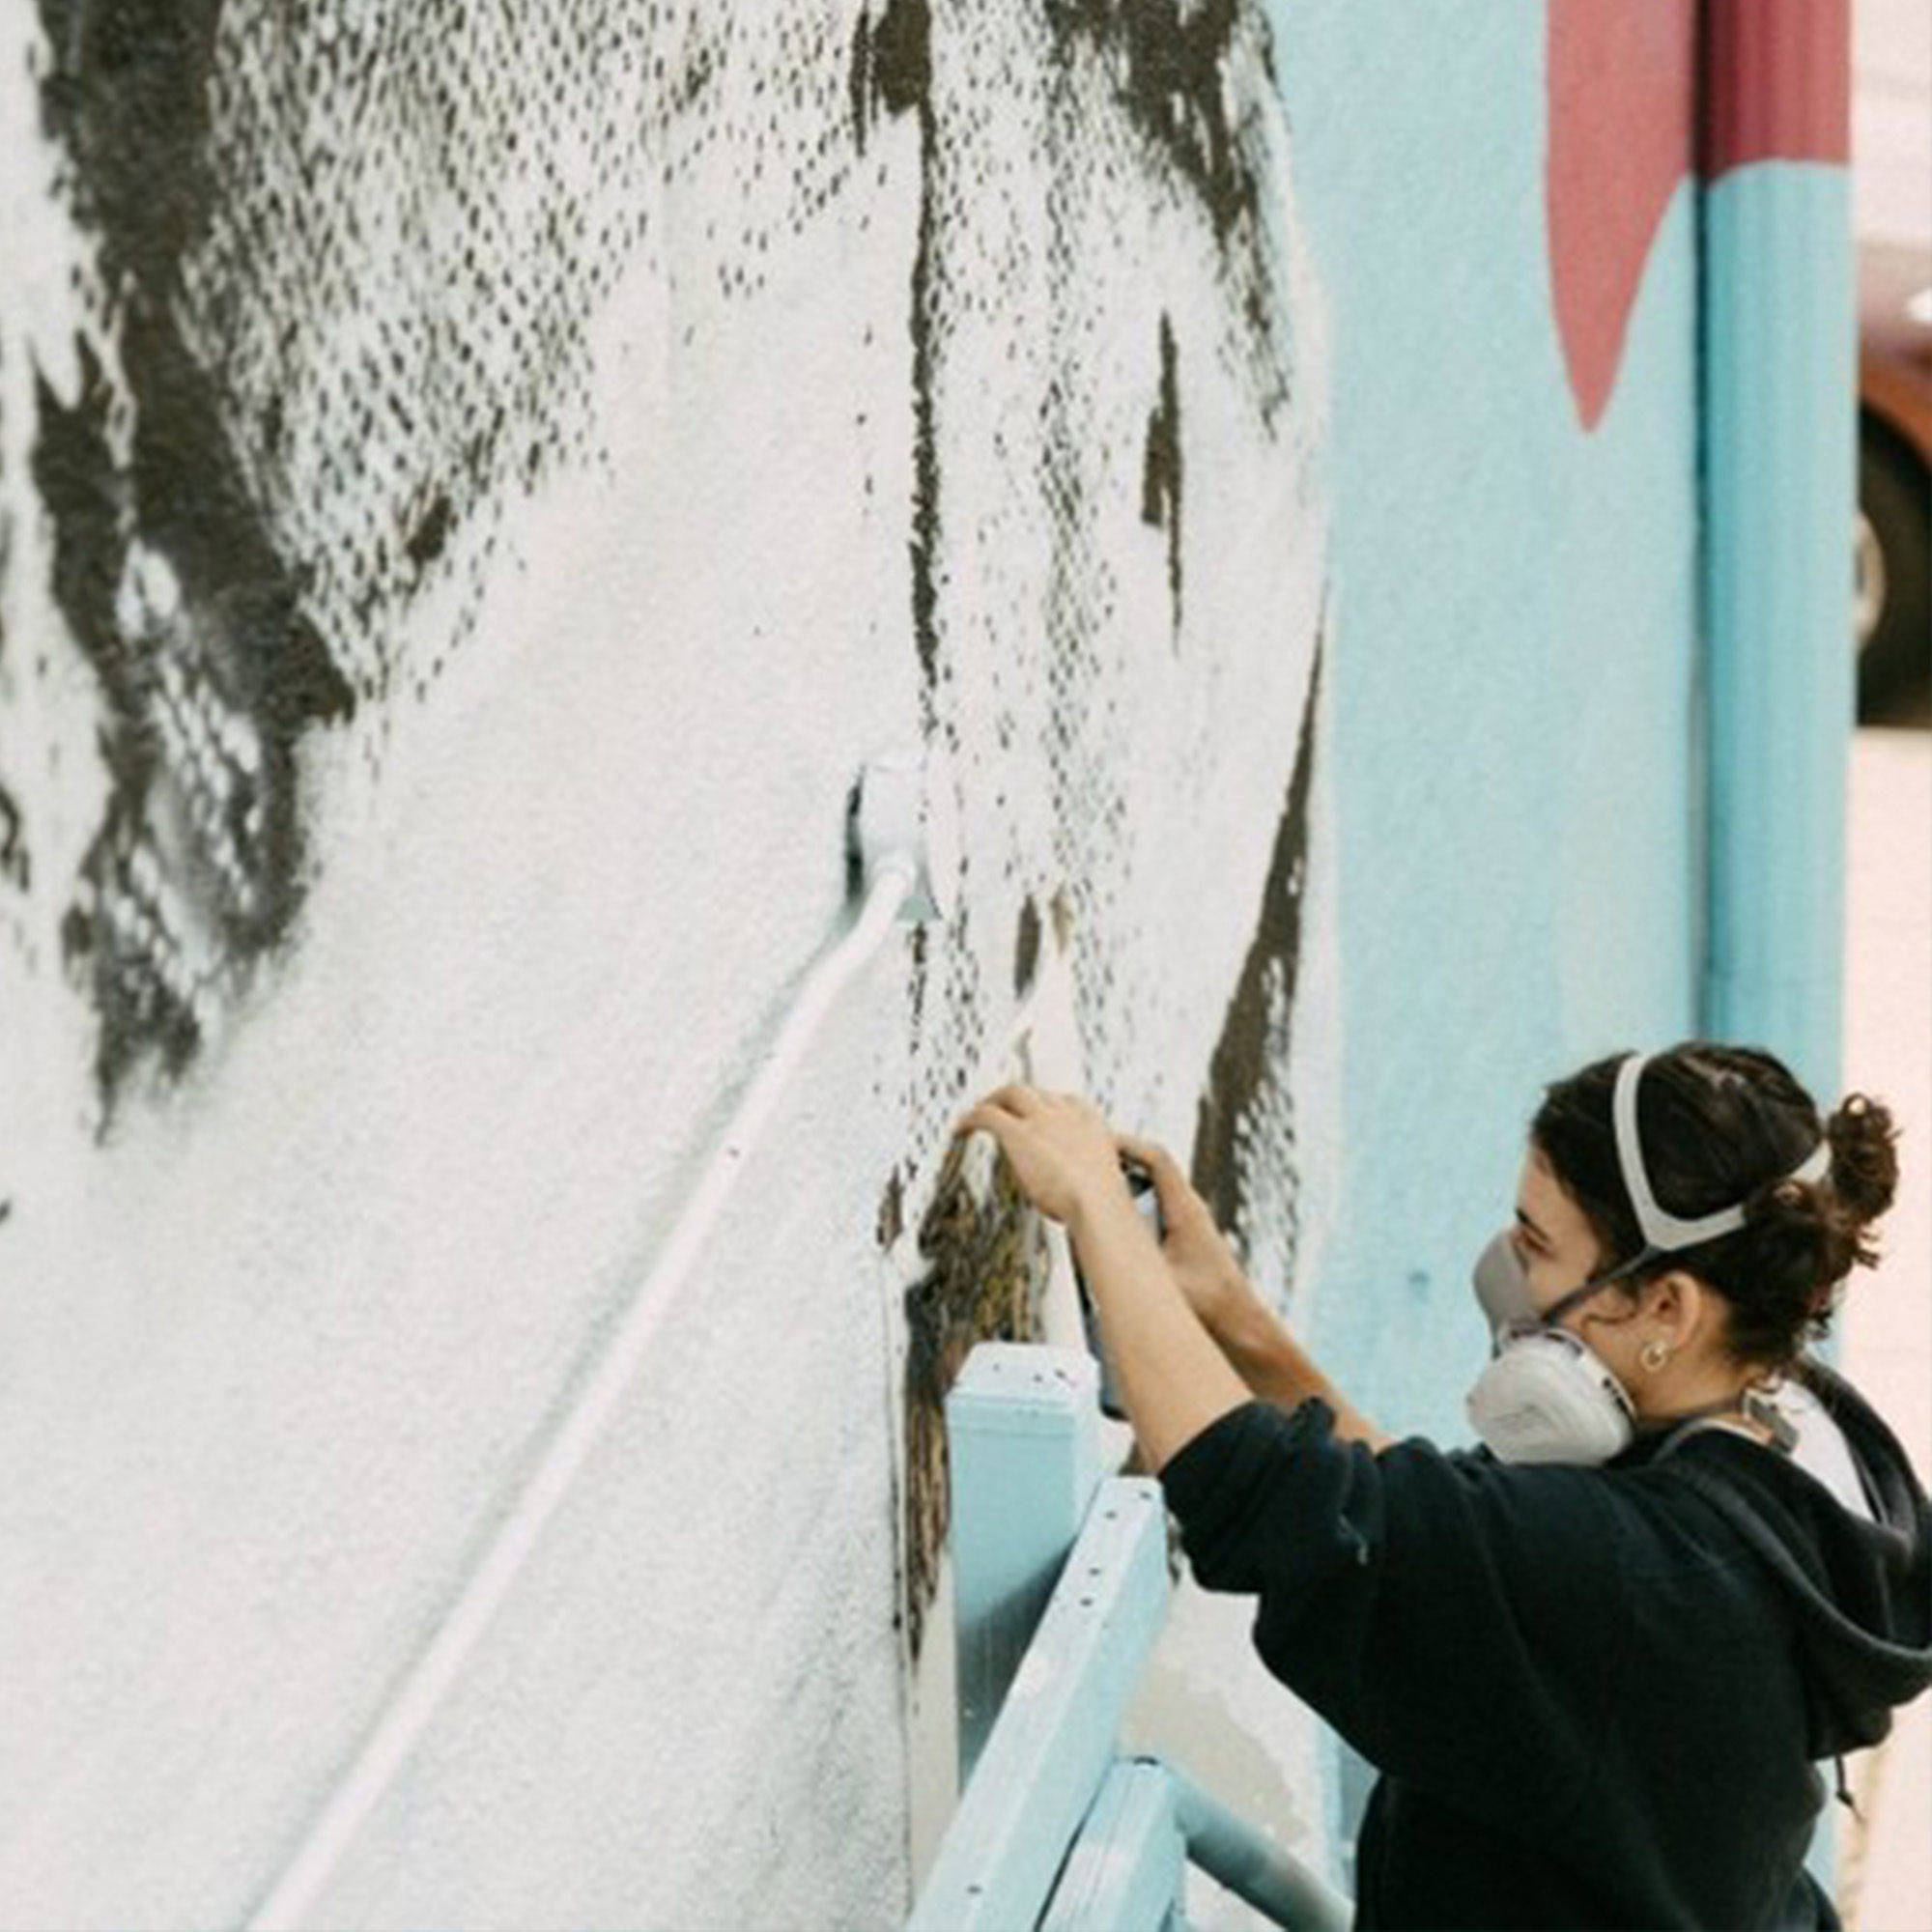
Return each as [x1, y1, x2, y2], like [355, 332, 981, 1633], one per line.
[1265, 1, 1700, 1441]
[1259, 0, 1705, 1874]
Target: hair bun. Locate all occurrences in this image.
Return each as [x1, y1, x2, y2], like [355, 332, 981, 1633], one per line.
[1827, 1091, 1899, 1226]
[1742, 1168, 1863, 1344]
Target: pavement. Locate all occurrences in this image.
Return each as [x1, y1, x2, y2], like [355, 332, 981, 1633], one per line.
[1835, 716, 1931, 1932]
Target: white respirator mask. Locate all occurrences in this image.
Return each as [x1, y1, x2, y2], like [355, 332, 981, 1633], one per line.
[1465, 1052, 1831, 1465]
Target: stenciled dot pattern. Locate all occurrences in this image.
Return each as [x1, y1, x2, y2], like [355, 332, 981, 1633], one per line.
[887, 2, 1321, 1280]
[8, 1, 1326, 1694]
[10, 3, 876, 1107]
[180, 2, 862, 724]
[8, 0, 1324, 1224]
[0, 338, 14, 911]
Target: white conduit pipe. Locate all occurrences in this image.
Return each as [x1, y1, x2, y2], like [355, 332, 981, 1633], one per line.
[246, 762, 931, 1932]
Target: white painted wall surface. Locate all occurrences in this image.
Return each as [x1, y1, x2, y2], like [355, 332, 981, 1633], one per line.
[0, 7, 1328, 1924]
[1, 139, 926, 1932]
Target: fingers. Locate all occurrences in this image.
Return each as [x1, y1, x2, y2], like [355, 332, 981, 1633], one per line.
[1118, 1133, 1190, 1197]
[979, 1083, 1046, 1117]
[954, 1103, 1013, 1143]
[1116, 1132, 1201, 1225]
[956, 1083, 1095, 1136]
[1115, 1132, 1176, 1176]
[953, 1085, 1034, 1143]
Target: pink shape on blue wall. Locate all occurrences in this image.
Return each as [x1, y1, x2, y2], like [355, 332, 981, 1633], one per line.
[1546, 0, 1696, 433]
[1548, 0, 1849, 433]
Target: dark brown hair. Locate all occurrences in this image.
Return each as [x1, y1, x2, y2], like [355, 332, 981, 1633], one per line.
[1532, 1041, 1899, 1368]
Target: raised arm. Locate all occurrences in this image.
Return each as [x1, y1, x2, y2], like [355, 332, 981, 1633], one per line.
[955, 1087, 1390, 1465]
[1116, 1135, 1391, 1452]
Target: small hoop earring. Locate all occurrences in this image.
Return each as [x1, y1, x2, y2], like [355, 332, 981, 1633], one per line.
[1640, 1339, 1672, 1374]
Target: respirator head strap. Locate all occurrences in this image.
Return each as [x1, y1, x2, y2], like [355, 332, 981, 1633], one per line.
[1532, 1242, 1662, 1332]
[1612, 1053, 1832, 1254]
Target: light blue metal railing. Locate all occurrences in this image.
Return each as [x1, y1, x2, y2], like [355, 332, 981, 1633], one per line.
[909, 1343, 1351, 1932]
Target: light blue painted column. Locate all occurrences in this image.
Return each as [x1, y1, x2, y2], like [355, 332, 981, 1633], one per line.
[1700, 11, 1855, 1099]
[1700, 5, 1854, 1901]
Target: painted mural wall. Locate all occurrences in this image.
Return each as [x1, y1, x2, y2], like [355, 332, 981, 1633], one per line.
[0, 1, 1705, 1925]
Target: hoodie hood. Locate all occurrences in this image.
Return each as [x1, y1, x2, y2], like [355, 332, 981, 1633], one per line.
[1660, 1358, 1932, 1758]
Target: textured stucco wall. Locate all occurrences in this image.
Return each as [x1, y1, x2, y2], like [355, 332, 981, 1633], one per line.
[0, 2, 1709, 1923]
[1267, 0, 1700, 1432]
[1, 5, 1331, 1926]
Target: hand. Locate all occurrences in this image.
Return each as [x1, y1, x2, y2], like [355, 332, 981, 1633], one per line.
[954, 1086, 1135, 1231]
[1115, 1134, 1252, 1333]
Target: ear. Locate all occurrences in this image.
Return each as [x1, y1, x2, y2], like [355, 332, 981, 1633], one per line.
[1638, 1268, 1712, 1348]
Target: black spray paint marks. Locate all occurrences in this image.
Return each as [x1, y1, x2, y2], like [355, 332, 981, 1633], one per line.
[1052, 0, 1256, 241]
[2, 327, 36, 918]
[1190, 634, 1322, 1257]
[405, 495, 457, 575]
[34, 0, 355, 1108]
[854, 0, 942, 1094]
[1048, 0, 1290, 426]
[1141, 315, 1183, 637]
[898, 1137, 1046, 1661]
[851, 0, 930, 156]
[849, 4, 1308, 1658]
[855, 0, 941, 700]
[1014, 895, 1042, 996]
[876, 1166, 907, 1248]
[849, 10, 875, 153]
[0, 783, 24, 894]
[25, 10, 883, 1110]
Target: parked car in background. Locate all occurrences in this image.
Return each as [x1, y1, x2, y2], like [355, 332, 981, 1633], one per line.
[1856, 242, 1932, 718]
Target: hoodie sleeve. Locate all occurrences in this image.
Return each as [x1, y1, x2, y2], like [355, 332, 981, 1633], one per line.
[1160, 1398, 1634, 1836]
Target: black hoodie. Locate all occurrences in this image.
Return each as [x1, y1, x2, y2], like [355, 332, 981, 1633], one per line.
[1159, 1360, 1931, 1930]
